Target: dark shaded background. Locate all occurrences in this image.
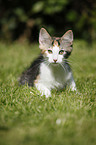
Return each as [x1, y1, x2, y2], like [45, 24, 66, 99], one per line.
[0, 0, 96, 43]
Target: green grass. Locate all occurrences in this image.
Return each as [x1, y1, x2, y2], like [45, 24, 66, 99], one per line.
[0, 40, 96, 145]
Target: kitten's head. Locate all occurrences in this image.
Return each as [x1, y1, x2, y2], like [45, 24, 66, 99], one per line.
[39, 28, 73, 64]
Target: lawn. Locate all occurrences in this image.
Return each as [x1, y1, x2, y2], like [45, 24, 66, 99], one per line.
[0, 40, 96, 145]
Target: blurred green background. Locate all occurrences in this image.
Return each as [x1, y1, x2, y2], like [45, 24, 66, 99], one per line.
[0, 0, 96, 43]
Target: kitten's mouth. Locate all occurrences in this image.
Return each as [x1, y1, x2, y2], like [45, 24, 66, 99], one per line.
[51, 62, 59, 65]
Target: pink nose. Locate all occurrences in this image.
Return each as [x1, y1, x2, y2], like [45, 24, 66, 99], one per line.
[53, 59, 57, 63]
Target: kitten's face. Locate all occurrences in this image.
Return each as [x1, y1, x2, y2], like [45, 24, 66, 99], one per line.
[44, 42, 66, 64]
[39, 28, 73, 64]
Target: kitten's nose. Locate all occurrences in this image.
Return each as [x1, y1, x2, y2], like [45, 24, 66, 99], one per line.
[53, 59, 57, 63]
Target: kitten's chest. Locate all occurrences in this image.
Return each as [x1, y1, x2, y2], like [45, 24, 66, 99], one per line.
[39, 62, 69, 89]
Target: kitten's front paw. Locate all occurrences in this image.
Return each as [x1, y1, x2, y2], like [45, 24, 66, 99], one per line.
[35, 83, 51, 98]
[70, 81, 77, 91]
[41, 88, 51, 98]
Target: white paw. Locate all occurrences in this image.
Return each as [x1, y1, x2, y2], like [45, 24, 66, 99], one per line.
[41, 88, 51, 98]
[35, 83, 51, 98]
[71, 86, 77, 91]
[70, 81, 77, 91]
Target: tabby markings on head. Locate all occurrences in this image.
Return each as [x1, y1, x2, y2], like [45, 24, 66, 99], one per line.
[52, 38, 60, 45]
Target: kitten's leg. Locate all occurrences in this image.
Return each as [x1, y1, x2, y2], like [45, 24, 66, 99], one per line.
[67, 73, 76, 91]
[69, 79, 77, 91]
[35, 83, 51, 98]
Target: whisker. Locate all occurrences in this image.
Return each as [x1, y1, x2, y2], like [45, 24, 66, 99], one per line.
[64, 58, 84, 72]
[62, 59, 72, 67]
[60, 63, 67, 73]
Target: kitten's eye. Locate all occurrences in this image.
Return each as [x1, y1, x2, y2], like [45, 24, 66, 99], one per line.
[59, 50, 64, 55]
[48, 50, 52, 54]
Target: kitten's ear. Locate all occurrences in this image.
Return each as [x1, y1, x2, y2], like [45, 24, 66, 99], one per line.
[61, 30, 73, 42]
[39, 28, 52, 49]
[60, 30, 73, 52]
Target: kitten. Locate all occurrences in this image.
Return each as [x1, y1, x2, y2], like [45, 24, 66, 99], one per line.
[19, 28, 76, 97]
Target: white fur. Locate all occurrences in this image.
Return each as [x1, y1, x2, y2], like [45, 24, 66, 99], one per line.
[35, 62, 76, 98]
[45, 45, 63, 64]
